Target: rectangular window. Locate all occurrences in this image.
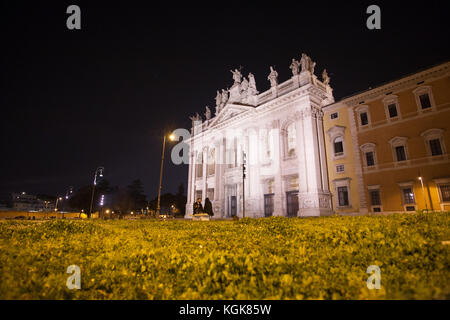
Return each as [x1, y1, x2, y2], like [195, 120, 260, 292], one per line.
[402, 188, 415, 204]
[370, 190, 381, 206]
[334, 141, 343, 155]
[360, 112, 369, 126]
[331, 112, 338, 119]
[337, 186, 349, 206]
[439, 184, 450, 202]
[395, 146, 406, 161]
[366, 152, 375, 166]
[419, 94, 432, 109]
[429, 139, 443, 156]
[373, 207, 381, 212]
[388, 104, 398, 118]
[336, 164, 345, 173]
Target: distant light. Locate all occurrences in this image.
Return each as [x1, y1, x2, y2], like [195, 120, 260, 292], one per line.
[22, 192, 26, 195]
[105, 210, 110, 214]
[169, 134, 175, 141]
[65, 196, 69, 199]
[418, 177, 422, 181]
[59, 197, 63, 200]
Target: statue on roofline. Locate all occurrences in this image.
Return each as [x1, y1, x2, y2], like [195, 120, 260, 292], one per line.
[322, 69, 330, 86]
[248, 73, 257, 90]
[215, 90, 222, 107]
[205, 106, 211, 120]
[290, 58, 300, 76]
[221, 89, 228, 104]
[267, 66, 278, 87]
[230, 68, 242, 85]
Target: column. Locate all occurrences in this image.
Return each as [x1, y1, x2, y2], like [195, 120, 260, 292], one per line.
[297, 104, 332, 216]
[202, 148, 208, 204]
[272, 121, 284, 216]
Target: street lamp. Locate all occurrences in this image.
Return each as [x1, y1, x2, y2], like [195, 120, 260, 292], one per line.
[156, 133, 176, 217]
[89, 166, 104, 218]
[54, 197, 63, 212]
[62, 186, 73, 218]
[418, 176, 428, 212]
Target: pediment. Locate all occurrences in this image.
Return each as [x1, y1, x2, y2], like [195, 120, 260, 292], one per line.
[208, 103, 254, 127]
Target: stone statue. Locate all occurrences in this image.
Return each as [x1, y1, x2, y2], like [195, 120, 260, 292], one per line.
[221, 89, 228, 104]
[189, 113, 201, 127]
[205, 106, 211, 120]
[267, 66, 278, 87]
[241, 77, 249, 91]
[300, 53, 308, 72]
[310, 59, 316, 75]
[230, 69, 242, 85]
[248, 73, 257, 90]
[322, 69, 330, 86]
[215, 90, 222, 107]
[300, 53, 316, 75]
[290, 58, 300, 76]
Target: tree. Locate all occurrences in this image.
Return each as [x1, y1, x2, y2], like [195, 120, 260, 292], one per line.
[127, 179, 147, 211]
[68, 179, 116, 215]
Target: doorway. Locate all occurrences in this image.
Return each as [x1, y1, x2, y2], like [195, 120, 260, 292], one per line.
[264, 194, 274, 217]
[286, 191, 299, 217]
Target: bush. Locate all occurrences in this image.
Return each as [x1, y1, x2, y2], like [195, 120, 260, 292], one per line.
[0, 212, 448, 299]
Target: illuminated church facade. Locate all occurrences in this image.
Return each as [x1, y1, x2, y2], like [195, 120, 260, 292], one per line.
[184, 56, 450, 218]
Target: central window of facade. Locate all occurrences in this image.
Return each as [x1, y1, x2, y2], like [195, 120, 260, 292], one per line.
[334, 137, 344, 156]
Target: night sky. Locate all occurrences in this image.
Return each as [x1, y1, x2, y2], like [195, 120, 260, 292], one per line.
[1, 1, 449, 200]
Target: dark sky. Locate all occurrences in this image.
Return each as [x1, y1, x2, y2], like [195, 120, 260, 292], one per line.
[1, 1, 449, 200]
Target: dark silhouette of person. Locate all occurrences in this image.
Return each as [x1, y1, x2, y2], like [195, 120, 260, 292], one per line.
[204, 198, 214, 216]
[193, 198, 204, 214]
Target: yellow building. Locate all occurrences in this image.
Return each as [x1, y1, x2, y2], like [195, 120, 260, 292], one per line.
[323, 62, 450, 214]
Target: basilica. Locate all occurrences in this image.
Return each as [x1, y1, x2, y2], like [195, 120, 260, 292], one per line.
[184, 55, 450, 218]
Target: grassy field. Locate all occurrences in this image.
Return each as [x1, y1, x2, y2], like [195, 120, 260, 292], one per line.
[0, 212, 449, 299]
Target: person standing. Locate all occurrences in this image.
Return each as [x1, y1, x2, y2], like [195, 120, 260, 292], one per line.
[193, 198, 204, 214]
[204, 198, 214, 216]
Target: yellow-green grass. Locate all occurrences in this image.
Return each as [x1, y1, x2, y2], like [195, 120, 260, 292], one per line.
[0, 212, 449, 299]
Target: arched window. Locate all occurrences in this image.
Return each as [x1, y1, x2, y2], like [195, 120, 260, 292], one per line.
[360, 143, 378, 168]
[421, 129, 446, 157]
[388, 136, 409, 163]
[333, 136, 344, 157]
[286, 122, 296, 157]
[327, 125, 346, 160]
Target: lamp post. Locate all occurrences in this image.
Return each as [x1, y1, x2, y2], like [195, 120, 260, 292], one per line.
[89, 167, 104, 218]
[54, 197, 63, 212]
[418, 176, 428, 212]
[156, 133, 175, 217]
[62, 186, 73, 218]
